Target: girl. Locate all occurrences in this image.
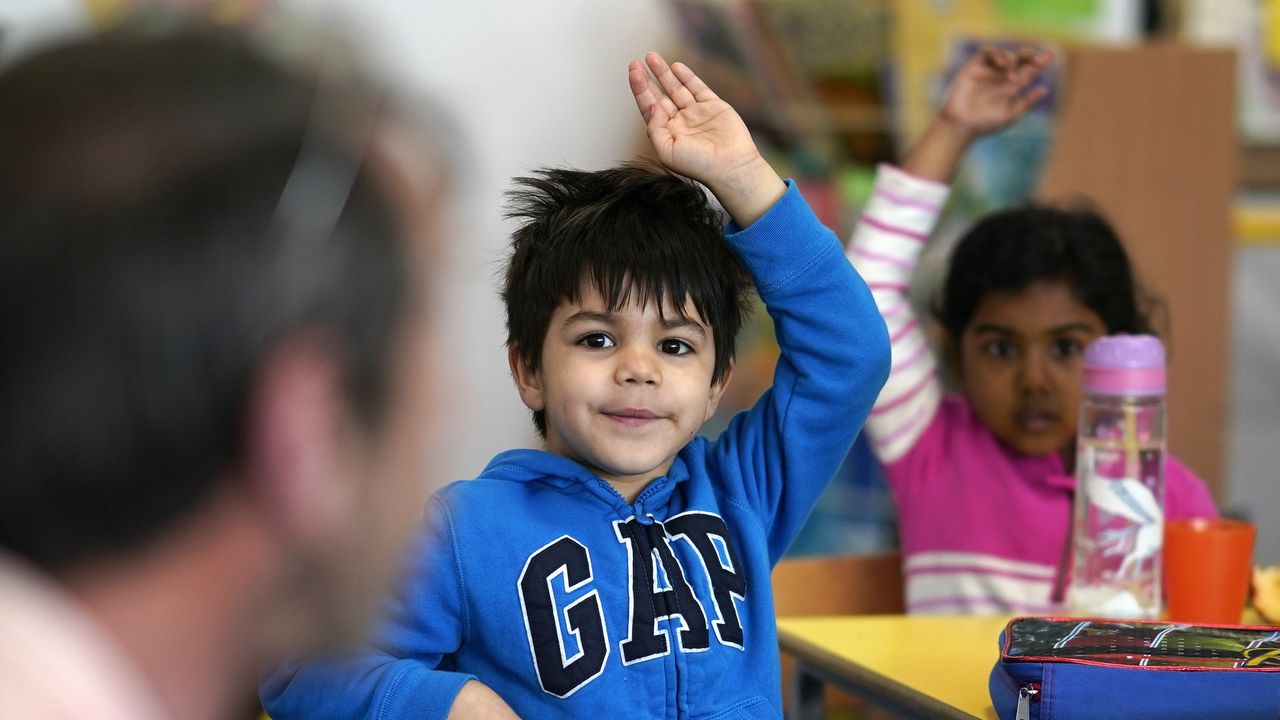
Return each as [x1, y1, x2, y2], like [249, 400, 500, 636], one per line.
[849, 47, 1217, 615]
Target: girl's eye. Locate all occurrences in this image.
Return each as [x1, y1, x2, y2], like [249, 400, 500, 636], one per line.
[983, 339, 1016, 360]
[1052, 338, 1084, 359]
[659, 339, 693, 356]
[579, 333, 615, 349]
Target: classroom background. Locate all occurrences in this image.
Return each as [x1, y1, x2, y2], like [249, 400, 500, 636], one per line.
[3, 0, 1278, 562]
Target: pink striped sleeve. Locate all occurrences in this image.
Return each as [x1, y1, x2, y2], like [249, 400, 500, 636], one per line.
[846, 164, 950, 463]
[860, 215, 928, 243]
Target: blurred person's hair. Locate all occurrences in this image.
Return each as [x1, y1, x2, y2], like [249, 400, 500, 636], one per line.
[502, 163, 754, 436]
[0, 25, 411, 572]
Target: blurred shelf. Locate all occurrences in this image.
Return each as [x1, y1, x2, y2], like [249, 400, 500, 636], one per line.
[802, 100, 892, 134]
[1241, 142, 1280, 190]
[1234, 201, 1280, 245]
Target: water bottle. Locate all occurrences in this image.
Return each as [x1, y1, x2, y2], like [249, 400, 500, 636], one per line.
[1067, 334, 1166, 619]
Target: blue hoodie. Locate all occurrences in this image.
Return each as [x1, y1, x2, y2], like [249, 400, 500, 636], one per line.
[261, 181, 890, 719]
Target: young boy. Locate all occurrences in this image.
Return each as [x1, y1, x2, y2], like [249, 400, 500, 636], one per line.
[262, 51, 889, 720]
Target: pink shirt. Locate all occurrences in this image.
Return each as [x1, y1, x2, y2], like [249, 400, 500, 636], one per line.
[887, 395, 1217, 614]
[847, 164, 1218, 614]
[0, 552, 169, 720]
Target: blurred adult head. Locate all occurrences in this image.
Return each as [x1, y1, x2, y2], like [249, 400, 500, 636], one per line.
[0, 20, 448, 719]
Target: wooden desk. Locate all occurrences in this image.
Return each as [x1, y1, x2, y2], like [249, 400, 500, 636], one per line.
[777, 614, 1011, 720]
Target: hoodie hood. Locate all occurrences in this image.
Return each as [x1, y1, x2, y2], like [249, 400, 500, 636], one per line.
[479, 446, 697, 518]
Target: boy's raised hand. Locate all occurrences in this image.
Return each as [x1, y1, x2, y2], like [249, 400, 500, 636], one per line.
[629, 51, 784, 227]
[903, 45, 1053, 182]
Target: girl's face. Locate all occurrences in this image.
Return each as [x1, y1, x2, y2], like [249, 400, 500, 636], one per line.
[953, 279, 1107, 458]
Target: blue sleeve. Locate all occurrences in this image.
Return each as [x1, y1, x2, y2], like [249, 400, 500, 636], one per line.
[260, 497, 476, 719]
[708, 181, 890, 564]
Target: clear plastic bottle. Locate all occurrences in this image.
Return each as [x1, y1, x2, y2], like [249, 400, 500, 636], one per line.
[1067, 334, 1167, 619]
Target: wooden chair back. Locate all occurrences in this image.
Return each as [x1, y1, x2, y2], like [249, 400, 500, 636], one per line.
[772, 552, 904, 717]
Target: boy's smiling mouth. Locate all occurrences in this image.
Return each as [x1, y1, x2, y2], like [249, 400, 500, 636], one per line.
[602, 408, 661, 427]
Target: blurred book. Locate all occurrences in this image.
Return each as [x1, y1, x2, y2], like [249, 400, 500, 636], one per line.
[1184, 0, 1280, 144]
[753, 0, 895, 166]
[667, 0, 810, 148]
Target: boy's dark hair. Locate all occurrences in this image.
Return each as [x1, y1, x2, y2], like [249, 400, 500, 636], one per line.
[502, 163, 753, 435]
[0, 27, 409, 573]
[937, 204, 1153, 340]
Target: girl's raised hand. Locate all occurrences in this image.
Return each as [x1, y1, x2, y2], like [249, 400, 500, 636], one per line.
[940, 46, 1053, 138]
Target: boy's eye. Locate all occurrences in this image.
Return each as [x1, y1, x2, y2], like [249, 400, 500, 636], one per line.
[1051, 338, 1084, 359]
[983, 338, 1016, 360]
[659, 339, 693, 356]
[579, 333, 615, 349]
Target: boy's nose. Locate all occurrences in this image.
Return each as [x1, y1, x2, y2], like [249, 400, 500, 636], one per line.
[616, 346, 660, 385]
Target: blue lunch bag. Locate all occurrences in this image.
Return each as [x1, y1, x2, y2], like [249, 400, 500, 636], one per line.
[989, 616, 1280, 719]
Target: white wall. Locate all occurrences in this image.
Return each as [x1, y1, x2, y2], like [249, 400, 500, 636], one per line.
[289, 0, 679, 483]
[0, 0, 86, 65]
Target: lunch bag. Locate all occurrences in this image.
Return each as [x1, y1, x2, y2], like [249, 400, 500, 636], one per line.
[989, 616, 1280, 719]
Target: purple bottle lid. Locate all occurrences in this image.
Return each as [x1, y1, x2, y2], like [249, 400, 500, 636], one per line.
[1082, 334, 1166, 396]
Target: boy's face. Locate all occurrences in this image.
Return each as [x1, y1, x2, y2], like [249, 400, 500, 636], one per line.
[511, 282, 730, 502]
[954, 279, 1106, 459]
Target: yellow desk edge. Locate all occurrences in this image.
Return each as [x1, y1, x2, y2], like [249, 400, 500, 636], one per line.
[777, 614, 1012, 719]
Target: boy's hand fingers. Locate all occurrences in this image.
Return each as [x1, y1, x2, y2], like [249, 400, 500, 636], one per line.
[628, 62, 661, 122]
[671, 61, 719, 103]
[629, 59, 678, 123]
[645, 51, 697, 110]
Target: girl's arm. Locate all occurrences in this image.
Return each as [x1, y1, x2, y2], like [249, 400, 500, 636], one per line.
[849, 47, 1052, 463]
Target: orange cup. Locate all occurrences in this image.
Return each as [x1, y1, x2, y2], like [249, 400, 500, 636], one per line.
[1163, 518, 1256, 624]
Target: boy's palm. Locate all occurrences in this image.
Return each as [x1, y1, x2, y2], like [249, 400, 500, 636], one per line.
[941, 46, 1051, 136]
[629, 52, 759, 186]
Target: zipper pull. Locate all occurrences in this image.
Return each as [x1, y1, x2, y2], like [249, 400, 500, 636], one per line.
[1015, 683, 1040, 720]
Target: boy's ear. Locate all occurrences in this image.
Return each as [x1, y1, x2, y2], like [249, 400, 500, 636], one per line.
[508, 345, 546, 412]
[703, 363, 735, 422]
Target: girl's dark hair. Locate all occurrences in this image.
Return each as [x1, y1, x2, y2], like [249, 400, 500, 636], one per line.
[502, 162, 754, 436]
[937, 204, 1153, 340]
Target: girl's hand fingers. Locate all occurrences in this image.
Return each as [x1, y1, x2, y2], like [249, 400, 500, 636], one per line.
[979, 46, 1015, 76]
[1013, 47, 1040, 65]
[1011, 48, 1054, 79]
[1008, 84, 1049, 117]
